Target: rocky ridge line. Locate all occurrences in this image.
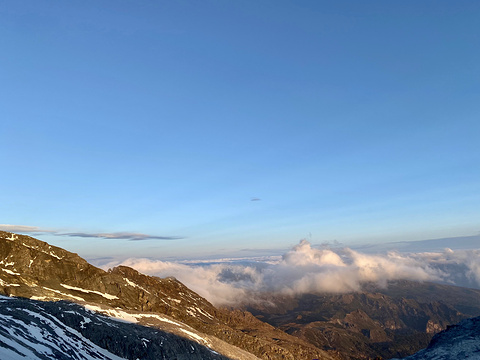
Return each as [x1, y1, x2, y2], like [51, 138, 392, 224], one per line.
[0, 231, 337, 360]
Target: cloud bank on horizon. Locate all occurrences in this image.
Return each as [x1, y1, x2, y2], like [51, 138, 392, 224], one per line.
[0, 224, 183, 241]
[112, 240, 480, 306]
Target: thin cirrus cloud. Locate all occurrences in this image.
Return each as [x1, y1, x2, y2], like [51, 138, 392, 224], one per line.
[0, 224, 183, 241]
[61, 232, 184, 241]
[0, 224, 56, 233]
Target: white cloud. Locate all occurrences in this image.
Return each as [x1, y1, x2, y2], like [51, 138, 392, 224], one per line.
[109, 240, 480, 306]
[117, 258, 247, 306]
[282, 239, 346, 267]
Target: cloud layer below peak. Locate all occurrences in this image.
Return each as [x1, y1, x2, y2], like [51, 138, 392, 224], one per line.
[109, 240, 480, 306]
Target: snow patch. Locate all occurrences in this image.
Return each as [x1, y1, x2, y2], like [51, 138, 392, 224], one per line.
[1, 268, 20, 276]
[0, 261, 15, 266]
[0, 279, 20, 287]
[84, 305, 185, 327]
[60, 284, 119, 300]
[19, 242, 64, 260]
[84, 305, 139, 323]
[123, 278, 151, 294]
[42, 287, 86, 302]
[48, 252, 62, 260]
[5, 234, 17, 241]
[178, 328, 211, 346]
[188, 306, 214, 319]
[80, 317, 92, 329]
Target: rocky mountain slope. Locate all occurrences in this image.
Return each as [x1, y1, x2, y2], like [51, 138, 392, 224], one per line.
[244, 282, 480, 360]
[0, 231, 337, 360]
[0, 294, 229, 360]
[393, 316, 480, 360]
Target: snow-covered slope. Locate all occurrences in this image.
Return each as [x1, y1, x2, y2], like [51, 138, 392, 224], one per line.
[0, 295, 125, 360]
[0, 295, 231, 360]
[393, 316, 480, 360]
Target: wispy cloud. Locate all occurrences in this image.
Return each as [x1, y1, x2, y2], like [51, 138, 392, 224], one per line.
[0, 224, 183, 241]
[0, 224, 56, 233]
[61, 232, 183, 241]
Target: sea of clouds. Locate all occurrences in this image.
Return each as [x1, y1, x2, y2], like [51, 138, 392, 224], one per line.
[105, 240, 480, 306]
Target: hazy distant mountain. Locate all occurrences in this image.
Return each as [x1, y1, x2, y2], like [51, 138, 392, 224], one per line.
[354, 234, 480, 254]
[0, 231, 336, 360]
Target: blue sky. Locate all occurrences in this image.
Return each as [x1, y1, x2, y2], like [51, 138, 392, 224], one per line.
[1, 1, 479, 260]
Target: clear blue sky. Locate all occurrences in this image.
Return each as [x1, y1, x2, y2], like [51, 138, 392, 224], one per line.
[1, 1, 479, 260]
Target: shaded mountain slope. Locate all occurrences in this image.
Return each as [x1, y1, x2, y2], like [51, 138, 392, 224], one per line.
[393, 316, 480, 360]
[244, 282, 480, 359]
[0, 295, 229, 360]
[0, 231, 336, 360]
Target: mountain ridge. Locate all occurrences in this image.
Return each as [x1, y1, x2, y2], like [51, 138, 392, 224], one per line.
[3, 230, 480, 360]
[0, 231, 337, 360]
